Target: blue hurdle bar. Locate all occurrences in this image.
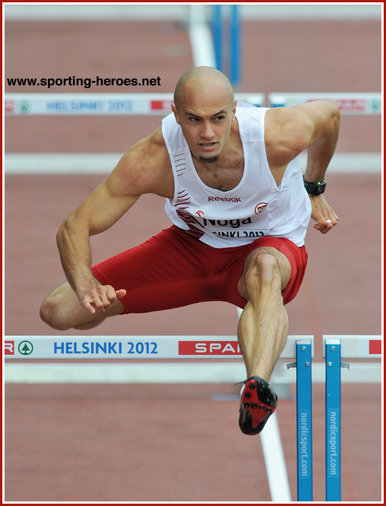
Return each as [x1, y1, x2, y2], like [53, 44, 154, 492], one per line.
[212, 5, 241, 85]
[212, 5, 223, 71]
[229, 5, 241, 86]
[325, 340, 342, 501]
[296, 341, 313, 501]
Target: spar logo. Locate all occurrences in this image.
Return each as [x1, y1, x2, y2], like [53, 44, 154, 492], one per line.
[18, 340, 34, 355]
[4, 340, 34, 355]
[178, 340, 241, 355]
[255, 202, 268, 214]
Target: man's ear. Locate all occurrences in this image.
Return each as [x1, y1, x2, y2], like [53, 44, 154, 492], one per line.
[171, 104, 180, 125]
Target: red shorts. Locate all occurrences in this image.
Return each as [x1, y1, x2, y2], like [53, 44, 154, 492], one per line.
[91, 225, 308, 314]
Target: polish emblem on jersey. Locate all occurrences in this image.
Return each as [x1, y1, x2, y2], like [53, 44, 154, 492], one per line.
[254, 202, 268, 214]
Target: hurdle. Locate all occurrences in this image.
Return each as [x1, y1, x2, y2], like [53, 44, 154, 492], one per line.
[211, 5, 241, 86]
[5, 91, 381, 116]
[5, 90, 380, 176]
[269, 92, 382, 114]
[322, 335, 382, 501]
[4, 334, 303, 360]
[4, 334, 381, 501]
[4, 92, 264, 116]
[290, 335, 382, 501]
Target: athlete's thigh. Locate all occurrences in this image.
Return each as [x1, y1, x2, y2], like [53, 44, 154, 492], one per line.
[92, 227, 212, 313]
[237, 246, 292, 299]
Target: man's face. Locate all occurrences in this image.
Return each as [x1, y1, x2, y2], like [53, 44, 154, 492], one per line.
[172, 85, 236, 164]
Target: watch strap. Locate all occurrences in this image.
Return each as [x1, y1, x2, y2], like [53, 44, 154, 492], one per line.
[303, 178, 327, 195]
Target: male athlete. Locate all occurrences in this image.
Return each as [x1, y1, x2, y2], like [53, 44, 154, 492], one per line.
[40, 66, 340, 435]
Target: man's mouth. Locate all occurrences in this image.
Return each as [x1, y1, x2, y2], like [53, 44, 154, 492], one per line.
[199, 142, 217, 151]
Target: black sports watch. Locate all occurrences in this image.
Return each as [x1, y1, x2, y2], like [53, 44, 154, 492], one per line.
[303, 177, 327, 195]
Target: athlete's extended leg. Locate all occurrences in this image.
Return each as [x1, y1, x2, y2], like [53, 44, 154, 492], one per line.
[237, 247, 291, 380]
[40, 281, 124, 331]
[236, 246, 291, 434]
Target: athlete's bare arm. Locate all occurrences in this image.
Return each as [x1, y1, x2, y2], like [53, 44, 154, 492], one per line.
[265, 99, 340, 234]
[56, 126, 173, 313]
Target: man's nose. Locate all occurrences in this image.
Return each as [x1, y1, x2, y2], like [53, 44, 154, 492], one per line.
[200, 122, 215, 139]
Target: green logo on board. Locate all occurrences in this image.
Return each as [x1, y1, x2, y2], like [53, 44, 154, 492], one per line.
[18, 341, 33, 355]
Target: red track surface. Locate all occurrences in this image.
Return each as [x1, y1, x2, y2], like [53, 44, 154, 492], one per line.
[4, 15, 382, 502]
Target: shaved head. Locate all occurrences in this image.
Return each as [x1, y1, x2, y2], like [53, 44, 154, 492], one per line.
[173, 66, 234, 110]
[172, 67, 237, 164]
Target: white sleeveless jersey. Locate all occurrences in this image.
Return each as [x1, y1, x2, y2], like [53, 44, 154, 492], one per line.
[162, 104, 311, 248]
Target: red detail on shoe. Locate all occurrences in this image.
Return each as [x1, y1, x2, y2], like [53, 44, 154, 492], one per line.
[240, 378, 276, 431]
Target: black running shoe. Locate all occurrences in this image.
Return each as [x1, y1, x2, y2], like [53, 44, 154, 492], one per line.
[239, 376, 278, 435]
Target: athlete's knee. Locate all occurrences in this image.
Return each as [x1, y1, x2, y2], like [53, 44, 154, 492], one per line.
[39, 290, 72, 331]
[245, 253, 281, 294]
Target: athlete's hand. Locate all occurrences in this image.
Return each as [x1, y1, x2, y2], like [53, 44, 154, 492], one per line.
[309, 194, 339, 234]
[80, 285, 127, 314]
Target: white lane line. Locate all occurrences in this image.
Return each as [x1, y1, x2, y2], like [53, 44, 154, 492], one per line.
[5, 152, 381, 174]
[188, 5, 216, 67]
[260, 412, 292, 502]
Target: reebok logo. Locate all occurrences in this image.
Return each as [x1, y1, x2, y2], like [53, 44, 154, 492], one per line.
[208, 196, 241, 203]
